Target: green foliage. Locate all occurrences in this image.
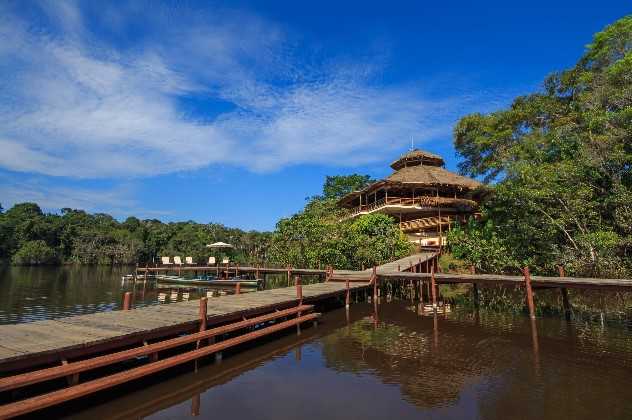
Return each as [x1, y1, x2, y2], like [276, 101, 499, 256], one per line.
[0, 203, 271, 266]
[447, 220, 518, 273]
[451, 16, 632, 277]
[268, 177, 412, 269]
[320, 174, 373, 200]
[12, 240, 58, 265]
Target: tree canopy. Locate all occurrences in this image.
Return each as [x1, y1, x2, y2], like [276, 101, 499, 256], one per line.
[449, 16, 632, 277]
[268, 175, 411, 269]
[0, 203, 271, 266]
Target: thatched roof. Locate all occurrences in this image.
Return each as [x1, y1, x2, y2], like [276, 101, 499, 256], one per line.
[390, 149, 444, 170]
[337, 149, 482, 207]
[385, 164, 481, 188]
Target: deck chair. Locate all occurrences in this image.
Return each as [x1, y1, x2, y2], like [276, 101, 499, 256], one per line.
[174, 256, 183, 265]
[208, 256, 216, 266]
[185, 256, 194, 265]
[161, 256, 173, 265]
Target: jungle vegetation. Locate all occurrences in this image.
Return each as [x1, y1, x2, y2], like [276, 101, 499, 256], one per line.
[447, 15, 632, 278]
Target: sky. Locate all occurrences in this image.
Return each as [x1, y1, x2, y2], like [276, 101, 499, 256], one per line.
[0, 1, 629, 230]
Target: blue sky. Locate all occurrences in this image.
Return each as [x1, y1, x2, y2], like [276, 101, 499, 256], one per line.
[0, 1, 629, 230]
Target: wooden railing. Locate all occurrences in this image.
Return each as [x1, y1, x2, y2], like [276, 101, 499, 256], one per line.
[399, 215, 469, 232]
[347, 196, 478, 217]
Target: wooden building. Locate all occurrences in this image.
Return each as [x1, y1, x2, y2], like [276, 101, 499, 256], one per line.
[338, 149, 482, 248]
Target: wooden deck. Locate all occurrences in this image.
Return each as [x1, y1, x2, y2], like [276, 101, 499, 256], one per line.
[0, 282, 369, 372]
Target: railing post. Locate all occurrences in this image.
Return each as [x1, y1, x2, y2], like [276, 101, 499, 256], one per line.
[522, 267, 536, 319]
[345, 278, 350, 308]
[235, 282, 241, 295]
[373, 266, 378, 300]
[122, 292, 132, 310]
[431, 266, 437, 310]
[295, 275, 303, 304]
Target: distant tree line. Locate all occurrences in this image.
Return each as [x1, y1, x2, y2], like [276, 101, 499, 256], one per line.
[0, 202, 271, 266]
[0, 174, 412, 269]
[447, 16, 632, 278]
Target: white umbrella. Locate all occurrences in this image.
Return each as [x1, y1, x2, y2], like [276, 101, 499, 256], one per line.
[206, 242, 234, 248]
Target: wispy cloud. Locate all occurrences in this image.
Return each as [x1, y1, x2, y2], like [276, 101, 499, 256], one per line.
[0, 2, 500, 180]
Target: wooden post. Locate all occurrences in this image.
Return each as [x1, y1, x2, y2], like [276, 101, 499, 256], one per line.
[197, 297, 208, 349]
[295, 275, 303, 304]
[255, 265, 260, 279]
[373, 272, 378, 300]
[522, 267, 536, 319]
[470, 265, 479, 308]
[397, 264, 400, 272]
[287, 266, 292, 287]
[122, 292, 132, 310]
[419, 279, 424, 305]
[345, 278, 350, 308]
[558, 266, 572, 321]
[235, 282, 241, 295]
[431, 266, 437, 310]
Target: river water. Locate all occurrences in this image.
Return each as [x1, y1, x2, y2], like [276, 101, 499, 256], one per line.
[2, 266, 632, 419]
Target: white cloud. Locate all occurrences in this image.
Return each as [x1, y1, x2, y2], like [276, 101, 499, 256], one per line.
[0, 2, 495, 179]
[0, 173, 169, 219]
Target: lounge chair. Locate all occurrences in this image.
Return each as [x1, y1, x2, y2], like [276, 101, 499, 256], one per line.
[161, 256, 173, 266]
[208, 256, 216, 266]
[185, 256, 194, 265]
[174, 256, 183, 266]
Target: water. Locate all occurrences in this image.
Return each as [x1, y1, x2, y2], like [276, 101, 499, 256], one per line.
[0, 266, 223, 324]
[2, 267, 632, 419]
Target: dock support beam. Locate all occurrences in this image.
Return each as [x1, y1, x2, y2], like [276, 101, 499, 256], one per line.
[522, 267, 536, 319]
[558, 266, 572, 321]
[295, 276, 303, 305]
[197, 297, 207, 349]
[430, 271, 437, 310]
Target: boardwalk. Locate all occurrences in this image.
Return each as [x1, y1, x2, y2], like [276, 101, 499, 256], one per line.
[0, 281, 369, 372]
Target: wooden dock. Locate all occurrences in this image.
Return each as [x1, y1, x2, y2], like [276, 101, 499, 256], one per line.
[0, 282, 368, 372]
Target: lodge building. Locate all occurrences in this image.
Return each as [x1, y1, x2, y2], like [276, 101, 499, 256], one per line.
[338, 149, 482, 248]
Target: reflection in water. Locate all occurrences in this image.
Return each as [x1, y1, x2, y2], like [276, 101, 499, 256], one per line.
[51, 301, 632, 420]
[0, 267, 323, 325]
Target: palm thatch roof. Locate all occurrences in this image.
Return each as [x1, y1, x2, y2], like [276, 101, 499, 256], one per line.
[337, 149, 482, 207]
[385, 164, 481, 188]
[390, 149, 444, 170]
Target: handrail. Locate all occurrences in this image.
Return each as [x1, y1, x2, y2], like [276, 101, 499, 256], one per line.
[348, 196, 477, 217]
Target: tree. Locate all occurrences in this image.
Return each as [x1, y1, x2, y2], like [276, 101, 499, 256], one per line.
[12, 240, 57, 265]
[451, 16, 632, 277]
[321, 175, 373, 200]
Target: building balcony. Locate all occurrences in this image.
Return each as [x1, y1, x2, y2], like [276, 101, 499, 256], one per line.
[343, 196, 478, 219]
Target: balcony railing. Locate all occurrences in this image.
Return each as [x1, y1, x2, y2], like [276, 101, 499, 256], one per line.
[346, 196, 478, 218]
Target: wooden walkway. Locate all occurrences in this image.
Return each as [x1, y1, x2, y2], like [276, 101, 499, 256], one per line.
[0, 282, 368, 372]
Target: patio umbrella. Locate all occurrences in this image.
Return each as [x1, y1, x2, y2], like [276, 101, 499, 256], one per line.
[206, 242, 234, 248]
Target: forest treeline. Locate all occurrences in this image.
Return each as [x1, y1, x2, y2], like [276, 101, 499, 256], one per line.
[0, 174, 411, 268]
[0, 203, 271, 266]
